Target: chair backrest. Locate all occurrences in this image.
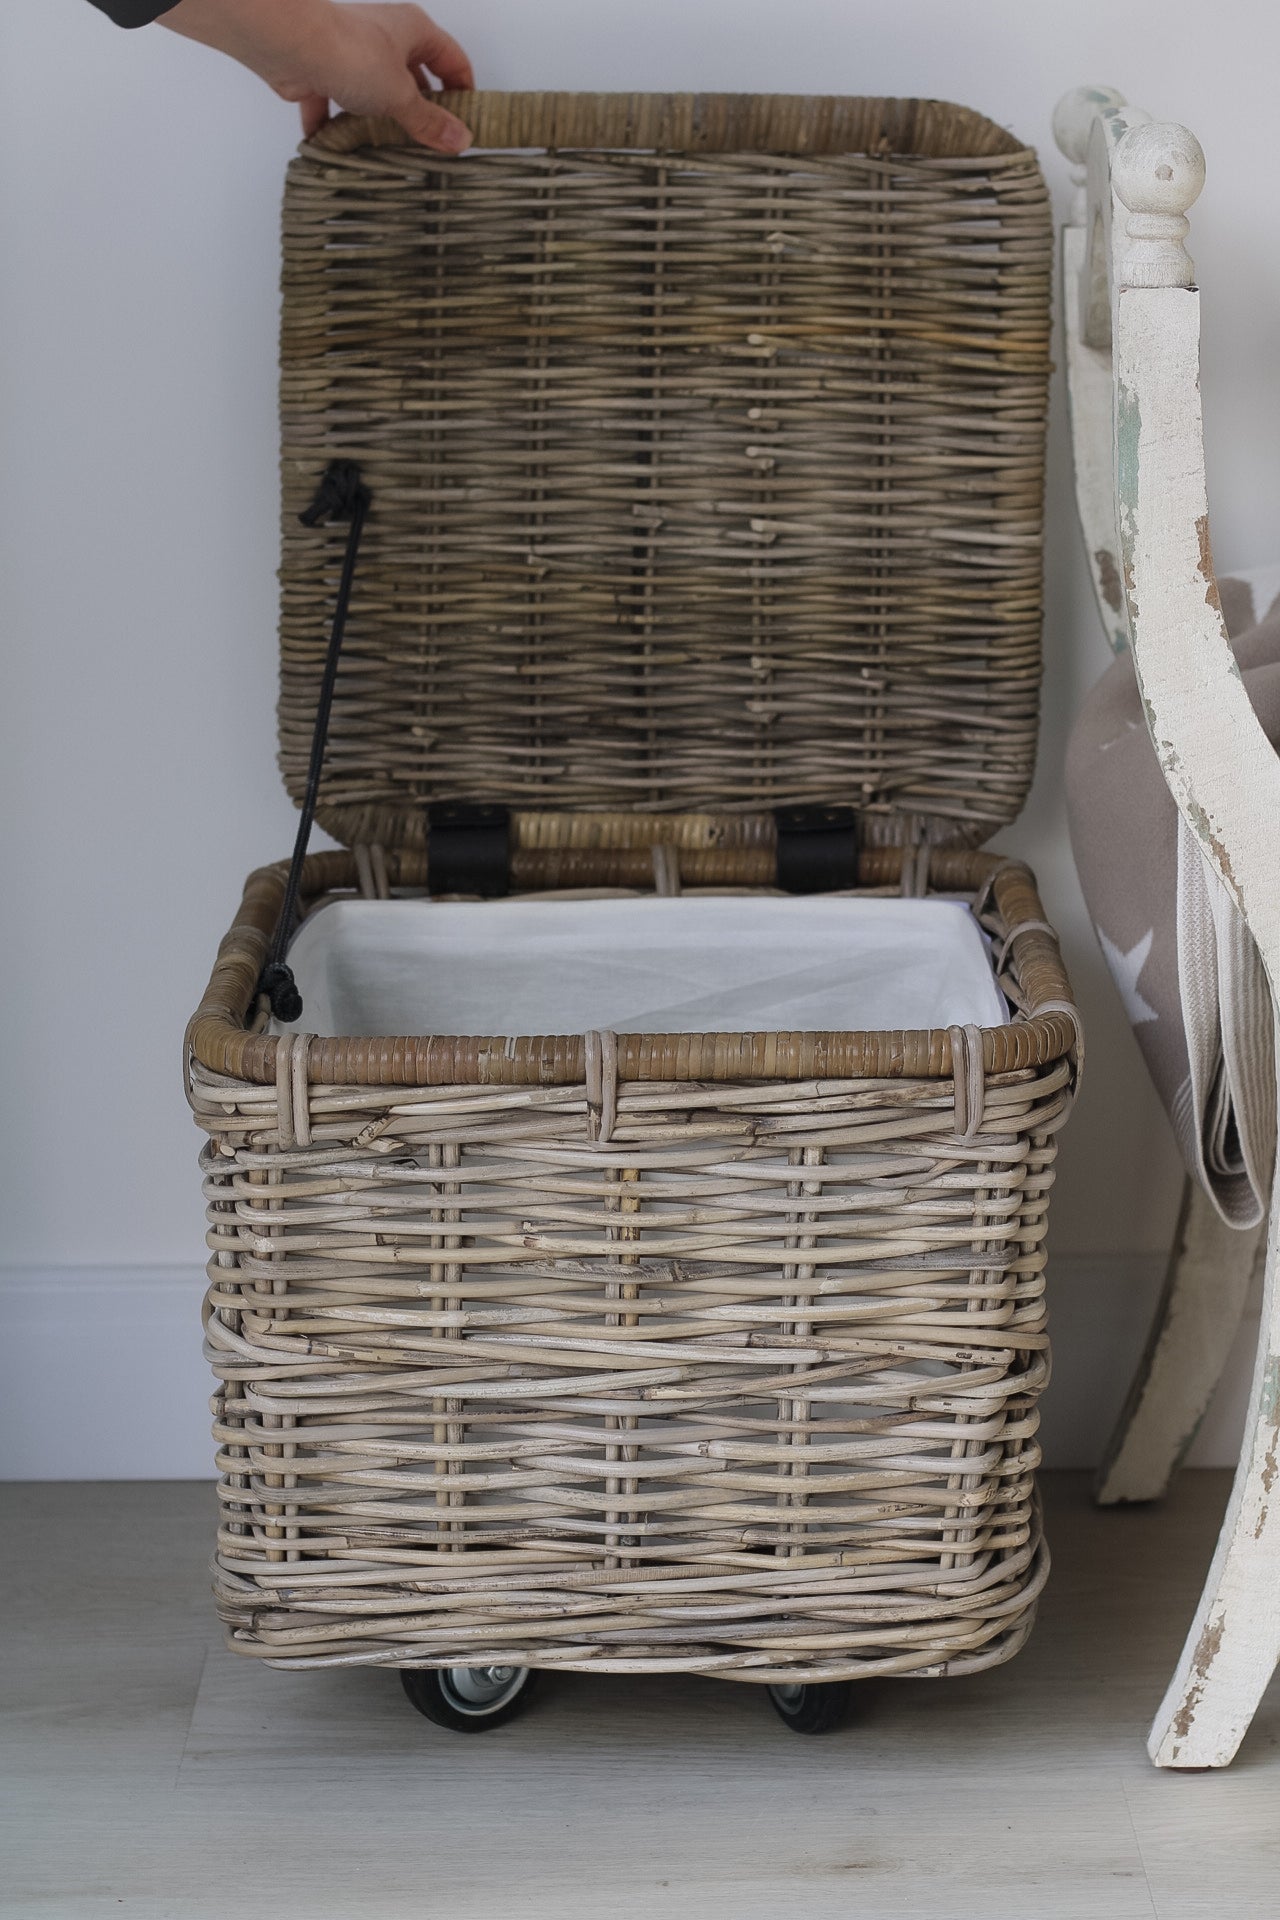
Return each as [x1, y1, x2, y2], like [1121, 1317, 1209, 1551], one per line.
[1055, 87, 1280, 981]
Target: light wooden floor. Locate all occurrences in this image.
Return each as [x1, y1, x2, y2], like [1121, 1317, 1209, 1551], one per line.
[2, 1475, 1279, 1919]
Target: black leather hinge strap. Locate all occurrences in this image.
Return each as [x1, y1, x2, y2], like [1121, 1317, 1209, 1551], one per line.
[774, 806, 859, 894]
[426, 802, 512, 897]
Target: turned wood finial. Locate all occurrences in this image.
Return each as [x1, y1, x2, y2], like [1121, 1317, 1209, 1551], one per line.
[1113, 121, 1205, 289]
[1053, 85, 1126, 222]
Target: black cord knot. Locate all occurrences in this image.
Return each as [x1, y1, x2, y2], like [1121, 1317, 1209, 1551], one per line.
[260, 961, 304, 1025]
[298, 458, 371, 527]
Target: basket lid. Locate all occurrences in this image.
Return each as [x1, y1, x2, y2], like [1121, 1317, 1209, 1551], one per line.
[278, 92, 1051, 851]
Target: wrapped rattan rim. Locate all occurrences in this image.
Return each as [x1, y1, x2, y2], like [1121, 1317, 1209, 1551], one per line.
[187, 832, 1077, 1088]
[305, 92, 1029, 162]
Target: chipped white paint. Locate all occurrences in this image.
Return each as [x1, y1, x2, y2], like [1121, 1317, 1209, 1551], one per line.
[1084, 102, 1154, 353]
[1052, 83, 1126, 225]
[1061, 222, 1129, 654]
[1096, 1185, 1262, 1505]
[1057, 87, 1257, 1506]
[1116, 122, 1280, 1769]
[1111, 203, 1280, 988]
[1113, 123, 1205, 291]
[1057, 90, 1280, 1768]
[1058, 89, 1146, 654]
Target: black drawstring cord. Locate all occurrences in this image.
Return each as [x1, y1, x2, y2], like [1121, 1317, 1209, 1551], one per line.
[259, 459, 371, 1023]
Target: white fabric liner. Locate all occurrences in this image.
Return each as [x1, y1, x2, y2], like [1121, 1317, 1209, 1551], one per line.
[281, 895, 1009, 1039]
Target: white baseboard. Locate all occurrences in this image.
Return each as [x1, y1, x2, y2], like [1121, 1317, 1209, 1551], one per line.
[0, 1256, 1255, 1481]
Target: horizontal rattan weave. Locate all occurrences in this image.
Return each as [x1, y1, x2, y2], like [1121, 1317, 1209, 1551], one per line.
[279, 93, 1052, 849]
[193, 845, 1074, 1679]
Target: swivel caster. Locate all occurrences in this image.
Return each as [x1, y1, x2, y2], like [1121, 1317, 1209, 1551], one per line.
[766, 1680, 853, 1734]
[401, 1664, 537, 1731]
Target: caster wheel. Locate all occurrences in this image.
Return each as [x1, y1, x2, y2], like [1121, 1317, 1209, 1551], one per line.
[401, 1664, 537, 1732]
[766, 1680, 853, 1734]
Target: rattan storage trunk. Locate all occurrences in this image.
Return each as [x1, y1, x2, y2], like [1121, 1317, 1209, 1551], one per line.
[186, 93, 1079, 1700]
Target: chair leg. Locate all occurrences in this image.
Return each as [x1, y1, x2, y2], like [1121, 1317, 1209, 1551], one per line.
[1095, 1177, 1260, 1507]
[1147, 1179, 1280, 1768]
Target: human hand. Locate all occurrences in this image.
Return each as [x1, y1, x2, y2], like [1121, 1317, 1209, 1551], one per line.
[161, 0, 475, 150]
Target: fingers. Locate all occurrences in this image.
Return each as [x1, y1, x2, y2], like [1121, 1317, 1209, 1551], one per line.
[276, 6, 476, 151]
[385, 5, 475, 90]
[407, 17, 475, 92]
[298, 93, 331, 139]
[391, 79, 473, 152]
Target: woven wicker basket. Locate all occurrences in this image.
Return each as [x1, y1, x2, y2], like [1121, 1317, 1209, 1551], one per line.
[187, 93, 1077, 1689]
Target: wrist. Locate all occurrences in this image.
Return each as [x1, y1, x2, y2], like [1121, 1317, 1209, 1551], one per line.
[161, 0, 342, 87]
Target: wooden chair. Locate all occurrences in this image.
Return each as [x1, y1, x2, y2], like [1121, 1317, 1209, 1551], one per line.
[1056, 86, 1280, 1768]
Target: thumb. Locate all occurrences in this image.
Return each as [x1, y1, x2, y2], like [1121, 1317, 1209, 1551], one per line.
[393, 82, 472, 153]
[298, 93, 331, 139]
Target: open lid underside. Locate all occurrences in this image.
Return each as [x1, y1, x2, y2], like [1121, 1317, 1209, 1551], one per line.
[278, 92, 1051, 851]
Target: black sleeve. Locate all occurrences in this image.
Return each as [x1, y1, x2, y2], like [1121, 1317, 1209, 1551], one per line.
[86, 0, 177, 25]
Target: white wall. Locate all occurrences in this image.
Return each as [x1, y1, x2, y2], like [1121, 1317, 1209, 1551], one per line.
[3, 0, 1278, 1473]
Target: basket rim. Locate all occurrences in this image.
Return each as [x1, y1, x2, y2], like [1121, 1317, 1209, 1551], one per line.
[185, 838, 1078, 1091]
[302, 91, 1033, 162]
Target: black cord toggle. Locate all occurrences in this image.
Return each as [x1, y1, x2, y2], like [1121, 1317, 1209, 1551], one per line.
[260, 960, 304, 1025]
[298, 458, 371, 528]
[257, 459, 372, 1024]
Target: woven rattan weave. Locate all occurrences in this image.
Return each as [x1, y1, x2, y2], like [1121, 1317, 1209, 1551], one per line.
[188, 95, 1076, 1685]
[278, 92, 1051, 850]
